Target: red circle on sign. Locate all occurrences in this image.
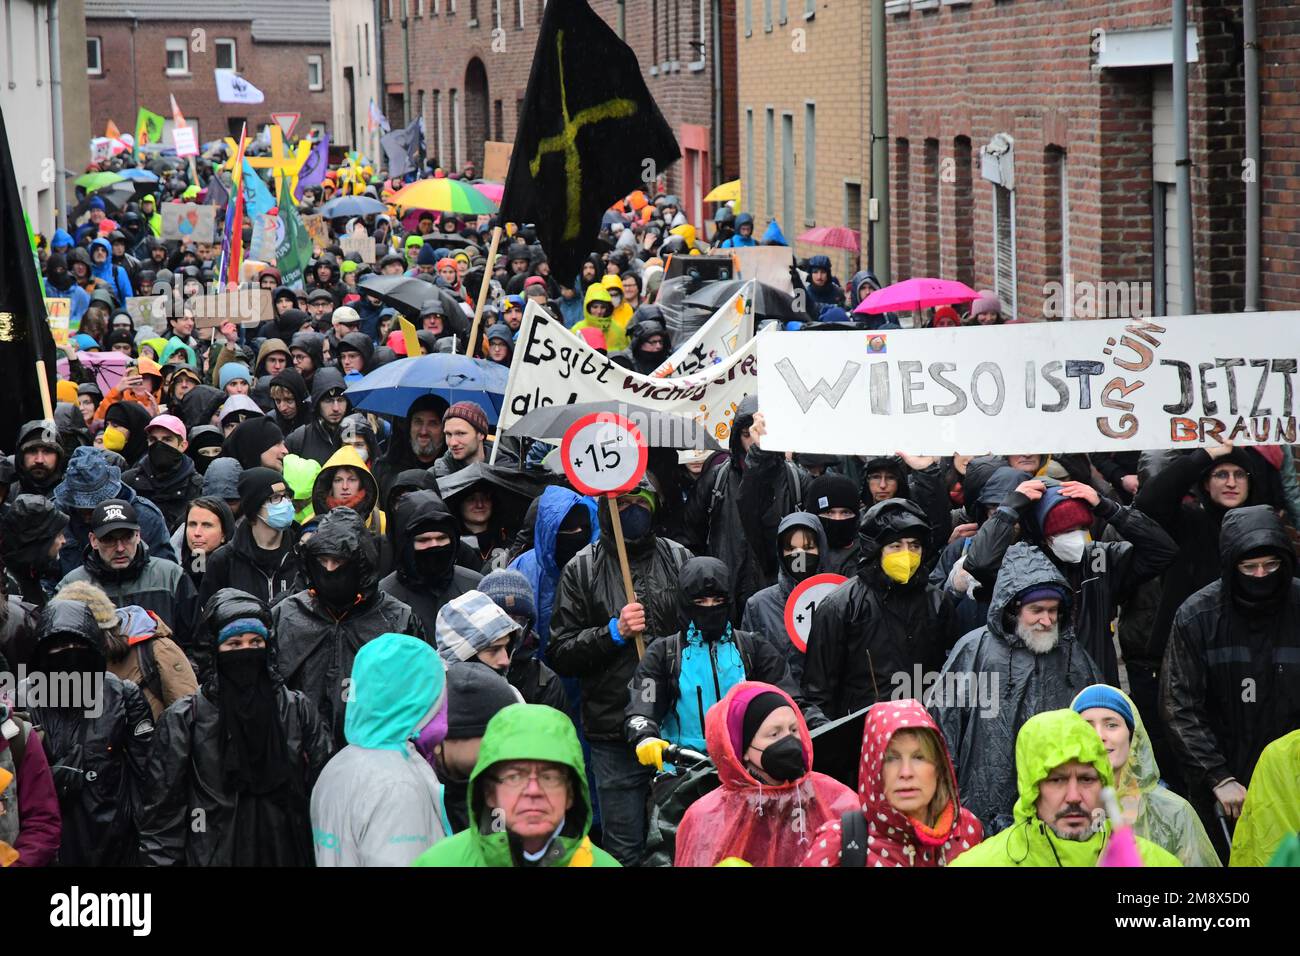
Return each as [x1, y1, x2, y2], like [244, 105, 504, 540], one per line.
[783, 573, 848, 653]
[560, 412, 649, 497]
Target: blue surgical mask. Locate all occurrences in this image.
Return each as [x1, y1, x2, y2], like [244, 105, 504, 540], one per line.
[618, 503, 653, 541]
[262, 499, 296, 530]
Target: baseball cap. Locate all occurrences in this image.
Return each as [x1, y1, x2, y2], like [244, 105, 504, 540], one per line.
[91, 498, 139, 536]
[147, 414, 186, 441]
[333, 305, 362, 325]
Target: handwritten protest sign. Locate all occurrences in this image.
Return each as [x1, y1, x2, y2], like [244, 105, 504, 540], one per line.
[759, 312, 1300, 455]
[651, 282, 753, 378]
[496, 302, 758, 446]
[731, 246, 795, 295]
[125, 295, 168, 332]
[483, 141, 513, 183]
[161, 203, 217, 243]
[341, 234, 376, 263]
[183, 288, 272, 331]
[45, 299, 71, 348]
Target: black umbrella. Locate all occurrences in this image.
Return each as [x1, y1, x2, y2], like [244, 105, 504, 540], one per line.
[436, 461, 551, 540]
[505, 400, 724, 452]
[357, 274, 443, 319]
[810, 706, 870, 790]
[684, 278, 804, 324]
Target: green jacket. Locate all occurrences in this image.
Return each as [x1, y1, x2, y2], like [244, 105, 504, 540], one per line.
[411, 703, 620, 868]
[950, 710, 1181, 868]
[1231, 729, 1300, 867]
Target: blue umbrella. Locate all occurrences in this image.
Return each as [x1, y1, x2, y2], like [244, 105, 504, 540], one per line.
[318, 195, 387, 218]
[344, 353, 510, 421]
[119, 168, 160, 182]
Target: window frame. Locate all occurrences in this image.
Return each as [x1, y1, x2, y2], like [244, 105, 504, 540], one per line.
[214, 38, 237, 72]
[307, 55, 325, 92]
[165, 37, 189, 76]
[86, 37, 102, 76]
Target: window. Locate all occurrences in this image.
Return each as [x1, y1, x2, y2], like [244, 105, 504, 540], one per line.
[764, 109, 775, 216]
[1045, 147, 1070, 318]
[493, 99, 503, 140]
[517, 0, 525, 28]
[432, 90, 443, 165]
[492, 0, 501, 30]
[689, 0, 706, 70]
[804, 103, 816, 225]
[165, 37, 188, 75]
[308, 55, 324, 91]
[779, 0, 787, 24]
[469, 0, 479, 25]
[993, 184, 1017, 321]
[782, 113, 795, 234]
[924, 138, 940, 276]
[952, 136, 973, 287]
[805, 0, 815, 18]
[843, 181, 862, 275]
[87, 37, 102, 75]
[745, 0, 752, 37]
[215, 38, 236, 71]
[894, 138, 910, 275]
[451, 88, 463, 169]
[765, 0, 773, 32]
[746, 109, 755, 212]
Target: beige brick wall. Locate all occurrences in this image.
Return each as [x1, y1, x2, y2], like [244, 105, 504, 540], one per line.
[736, 0, 869, 278]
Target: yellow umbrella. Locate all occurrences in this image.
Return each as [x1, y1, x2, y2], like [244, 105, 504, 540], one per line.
[704, 179, 741, 204]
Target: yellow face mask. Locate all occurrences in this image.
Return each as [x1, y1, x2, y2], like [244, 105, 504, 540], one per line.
[881, 550, 921, 584]
[102, 426, 127, 452]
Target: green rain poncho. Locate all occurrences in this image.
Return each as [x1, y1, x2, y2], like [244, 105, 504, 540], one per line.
[1230, 729, 1300, 867]
[1071, 686, 1220, 867]
[949, 710, 1181, 867]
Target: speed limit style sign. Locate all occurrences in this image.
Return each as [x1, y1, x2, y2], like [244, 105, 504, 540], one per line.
[560, 412, 649, 497]
[783, 573, 848, 653]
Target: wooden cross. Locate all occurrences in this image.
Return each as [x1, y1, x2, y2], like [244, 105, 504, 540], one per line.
[529, 29, 638, 242]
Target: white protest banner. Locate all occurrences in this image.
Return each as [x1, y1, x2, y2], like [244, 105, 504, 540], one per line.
[161, 203, 217, 243]
[759, 313, 1300, 456]
[651, 281, 754, 378]
[497, 302, 758, 446]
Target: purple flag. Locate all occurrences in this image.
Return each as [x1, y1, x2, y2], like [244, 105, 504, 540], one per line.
[295, 135, 330, 201]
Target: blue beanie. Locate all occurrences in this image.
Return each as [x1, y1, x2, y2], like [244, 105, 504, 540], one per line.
[219, 363, 252, 390]
[218, 618, 269, 646]
[88, 196, 106, 211]
[1071, 684, 1135, 734]
[478, 569, 537, 629]
[416, 243, 439, 266]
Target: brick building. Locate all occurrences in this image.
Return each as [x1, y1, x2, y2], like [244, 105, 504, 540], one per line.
[736, 0, 869, 276]
[883, 0, 1300, 321]
[378, 0, 737, 231]
[85, 0, 333, 146]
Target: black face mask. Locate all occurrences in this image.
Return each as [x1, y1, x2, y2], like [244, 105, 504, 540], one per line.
[820, 515, 858, 550]
[216, 646, 269, 691]
[412, 542, 456, 584]
[190, 447, 221, 475]
[43, 645, 101, 677]
[148, 441, 185, 473]
[685, 599, 732, 641]
[314, 561, 361, 610]
[553, 528, 589, 571]
[750, 734, 806, 782]
[1235, 569, 1283, 604]
[780, 548, 821, 581]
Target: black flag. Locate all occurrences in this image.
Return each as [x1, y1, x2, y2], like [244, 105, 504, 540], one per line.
[499, 0, 680, 281]
[0, 102, 57, 453]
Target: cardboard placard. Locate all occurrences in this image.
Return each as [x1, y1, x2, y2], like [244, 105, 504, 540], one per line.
[162, 203, 217, 243]
[731, 245, 796, 294]
[172, 125, 199, 158]
[302, 215, 330, 253]
[125, 295, 169, 332]
[341, 234, 376, 264]
[45, 298, 71, 348]
[185, 288, 273, 331]
[483, 140, 513, 183]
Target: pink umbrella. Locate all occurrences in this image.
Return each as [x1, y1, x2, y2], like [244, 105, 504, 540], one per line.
[853, 277, 979, 315]
[797, 225, 860, 252]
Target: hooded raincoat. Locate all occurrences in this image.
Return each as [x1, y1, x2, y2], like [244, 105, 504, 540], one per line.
[801, 699, 983, 867]
[948, 710, 1181, 867]
[411, 703, 619, 867]
[311, 633, 451, 866]
[1070, 685, 1219, 867]
[930, 543, 1103, 834]
[742, 512, 829, 683]
[1230, 729, 1300, 867]
[571, 284, 629, 352]
[378, 490, 482, 639]
[509, 486, 599, 659]
[674, 681, 858, 867]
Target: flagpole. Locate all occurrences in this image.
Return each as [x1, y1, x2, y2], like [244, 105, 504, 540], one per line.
[465, 225, 502, 357]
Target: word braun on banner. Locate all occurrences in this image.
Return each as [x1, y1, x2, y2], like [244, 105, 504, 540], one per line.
[496, 302, 759, 444]
[758, 312, 1300, 455]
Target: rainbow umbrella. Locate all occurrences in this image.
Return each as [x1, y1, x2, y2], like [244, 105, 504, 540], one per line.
[472, 180, 504, 204]
[390, 177, 498, 214]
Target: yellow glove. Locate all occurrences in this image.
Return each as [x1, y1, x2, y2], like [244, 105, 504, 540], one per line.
[635, 737, 670, 771]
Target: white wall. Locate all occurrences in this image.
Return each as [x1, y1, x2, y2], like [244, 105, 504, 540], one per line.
[330, 0, 381, 158]
[0, 0, 58, 236]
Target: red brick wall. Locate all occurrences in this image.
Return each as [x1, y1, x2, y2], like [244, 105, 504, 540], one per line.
[86, 20, 332, 145]
[885, 0, 1258, 319]
[381, 0, 737, 194]
[1258, 0, 1300, 310]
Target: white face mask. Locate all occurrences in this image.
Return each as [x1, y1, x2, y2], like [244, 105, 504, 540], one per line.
[1048, 529, 1090, 564]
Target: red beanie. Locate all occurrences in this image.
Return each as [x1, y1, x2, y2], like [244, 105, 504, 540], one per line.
[1042, 498, 1092, 537]
[443, 400, 489, 437]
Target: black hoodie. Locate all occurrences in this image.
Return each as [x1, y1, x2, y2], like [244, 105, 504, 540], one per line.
[378, 490, 482, 637]
[10, 419, 68, 498]
[269, 367, 311, 434]
[285, 367, 348, 465]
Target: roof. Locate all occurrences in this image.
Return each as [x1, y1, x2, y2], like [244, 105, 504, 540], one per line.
[84, 0, 331, 44]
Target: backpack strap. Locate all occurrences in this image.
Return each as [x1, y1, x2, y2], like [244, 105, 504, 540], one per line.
[135, 639, 165, 707]
[839, 809, 869, 867]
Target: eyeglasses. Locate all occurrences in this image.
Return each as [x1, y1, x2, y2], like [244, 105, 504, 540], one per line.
[266, 492, 287, 505]
[491, 766, 569, 792]
[1209, 469, 1248, 483]
[1237, 557, 1282, 575]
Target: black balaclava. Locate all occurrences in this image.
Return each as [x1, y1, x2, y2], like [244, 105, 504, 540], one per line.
[778, 521, 822, 582]
[310, 556, 362, 612]
[805, 474, 860, 550]
[1232, 546, 1291, 609]
[216, 646, 289, 794]
[677, 556, 733, 641]
[553, 504, 592, 571]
